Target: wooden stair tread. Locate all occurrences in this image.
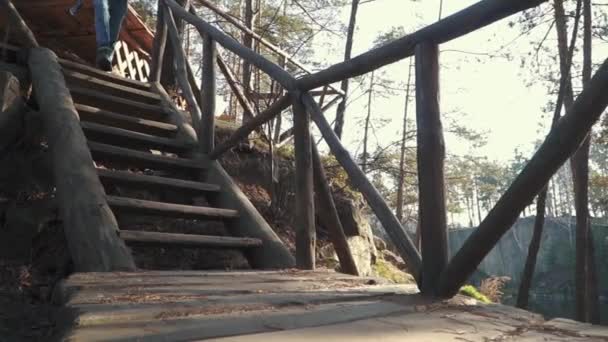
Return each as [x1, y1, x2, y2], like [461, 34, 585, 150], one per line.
[64, 69, 161, 104]
[107, 196, 239, 220]
[75, 104, 178, 138]
[119, 230, 261, 248]
[88, 142, 206, 172]
[69, 86, 167, 121]
[97, 168, 220, 193]
[82, 122, 193, 153]
[59, 58, 151, 91]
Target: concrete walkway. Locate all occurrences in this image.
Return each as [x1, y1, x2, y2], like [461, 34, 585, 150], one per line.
[52, 270, 608, 341]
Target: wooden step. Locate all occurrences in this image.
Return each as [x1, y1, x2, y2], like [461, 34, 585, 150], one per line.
[64, 69, 161, 105]
[97, 168, 221, 193]
[69, 86, 167, 121]
[88, 142, 206, 172]
[82, 122, 193, 154]
[59, 58, 151, 92]
[76, 104, 178, 138]
[119, 230, 261, 248]
[107, 196, 239, 220]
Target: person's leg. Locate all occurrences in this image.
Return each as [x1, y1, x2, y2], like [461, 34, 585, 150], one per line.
[93, 0, 113, 71]
[108, 0, 129, 47]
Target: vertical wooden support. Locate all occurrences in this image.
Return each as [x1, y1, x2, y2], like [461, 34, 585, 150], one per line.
[311, 143, 359, 276]
[150, 2, 167, 83]
[292, 93, 316, 269]
[436, 59, 608, 298]
[303, 93, 422, 281]
[164, 6, 203, 132]
[201, 34, 217, 154]
[415, 42, 448, 295]
[28, 48, 135, 272]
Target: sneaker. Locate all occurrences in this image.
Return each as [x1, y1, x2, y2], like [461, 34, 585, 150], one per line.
[96, 46, 114, 72]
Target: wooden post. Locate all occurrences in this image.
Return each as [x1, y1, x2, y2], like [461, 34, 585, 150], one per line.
[150, 2, 167, 83]
[292, 93, 315, 270]
[436, 58, 608, 298]
[164, 6, 203, 133]
[28, 48, 135, 272]
[302, 93, 422, 282]
[0, 0, 38, 48]
[165, 0, 297, 91]
[201, 33, 217, 154]
[415, 42, 448, 295]
[312, 143, 359, 275]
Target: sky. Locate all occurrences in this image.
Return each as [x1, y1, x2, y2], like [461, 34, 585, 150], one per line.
[306, 0, 564, 163]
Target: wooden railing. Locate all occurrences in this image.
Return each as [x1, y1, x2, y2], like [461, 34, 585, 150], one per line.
[150, 0, 608, 297]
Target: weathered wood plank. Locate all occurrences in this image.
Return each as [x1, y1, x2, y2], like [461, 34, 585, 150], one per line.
[303, 93, 422, 282]
[63, 69, 161, 105]
[28, 48, 135, 272]
[59, 58, 151, 91]
[437, 57, 608, 297]
[415, 43, 448, 295]
[296, 0, 546, 91]
[69, 86, 167, 121]
[200, 34, 217, 153]
[81, 121, 193, 154]
[292, 94, 316, 270]
[119, 230, 262, 248]
[88, 142, 206, 172]
[75, 104, 178, 138]
[97, 168, 220, 193]
[107, 195, 239, 220]
[63, 299, 411, 341]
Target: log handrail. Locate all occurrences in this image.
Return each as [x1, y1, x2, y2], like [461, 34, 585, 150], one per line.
[149, 0, 589, 298]
[296, 0, 546, 91]
[192, 0, 345, 97]
[164, 6, 203, 132]
[164, 0, 298, 91]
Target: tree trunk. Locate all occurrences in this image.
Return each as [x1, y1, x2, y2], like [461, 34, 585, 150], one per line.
[361, 71, 374, 174]
[334, 0, 360, 139]
[516, 188, 547, 309]
[241, 0, 255, 123]
[518, 0, 582, 309]
[396, 59, 413, 222]
[580, 0, 599, 323]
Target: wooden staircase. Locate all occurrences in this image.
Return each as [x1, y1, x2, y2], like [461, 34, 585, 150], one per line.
[59, 59, 270, 270]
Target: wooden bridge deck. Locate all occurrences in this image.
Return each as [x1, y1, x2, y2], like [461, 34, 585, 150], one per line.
[52, 270, 608, 341]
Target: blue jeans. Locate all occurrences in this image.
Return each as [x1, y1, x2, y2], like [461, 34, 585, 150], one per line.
[93, 0, 128, 60]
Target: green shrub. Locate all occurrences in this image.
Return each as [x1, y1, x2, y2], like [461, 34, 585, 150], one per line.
[459, 285, 492, 303]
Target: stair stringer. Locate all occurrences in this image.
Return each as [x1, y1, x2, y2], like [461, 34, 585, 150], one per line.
[203, 158, 295, 269]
